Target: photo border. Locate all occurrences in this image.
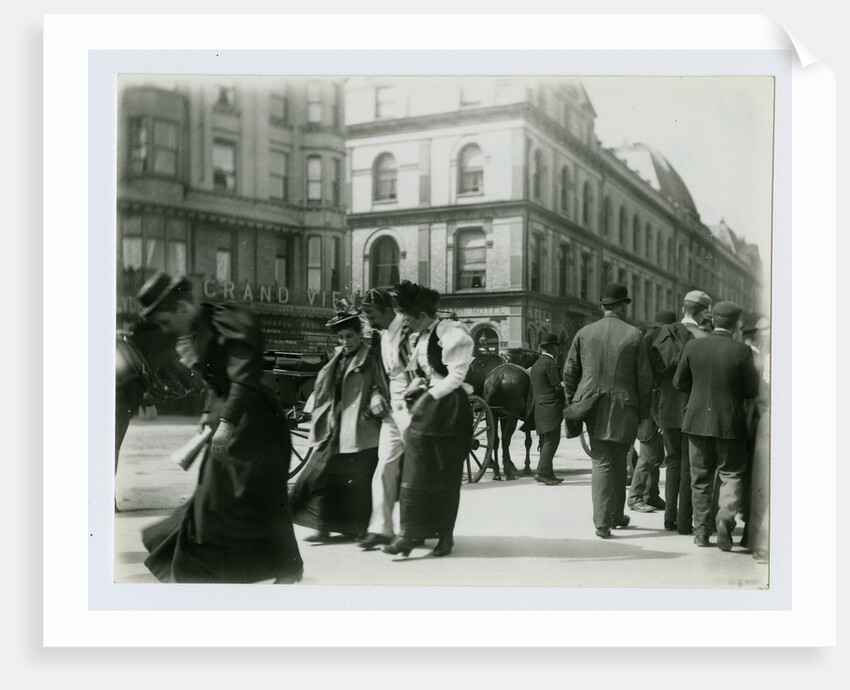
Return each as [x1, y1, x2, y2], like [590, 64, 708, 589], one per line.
[43, 14, 833, 647]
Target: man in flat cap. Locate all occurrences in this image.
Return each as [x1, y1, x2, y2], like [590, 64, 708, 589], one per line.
[649, 289, 712, 534]
[673, 301, 761, 550]
[529, 332, 566, 485]
[564, 283, 653, 538]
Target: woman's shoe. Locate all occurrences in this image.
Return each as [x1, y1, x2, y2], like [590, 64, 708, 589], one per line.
[303, 530, 330, 543]
[382, 537, 418, 557]
[432, 537, 454, 557]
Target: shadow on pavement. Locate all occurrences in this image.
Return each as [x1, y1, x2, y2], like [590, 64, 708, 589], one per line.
[385, 534, 684, 562]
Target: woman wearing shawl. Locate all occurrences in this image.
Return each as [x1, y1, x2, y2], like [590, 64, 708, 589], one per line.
[289, 302, 389, 542]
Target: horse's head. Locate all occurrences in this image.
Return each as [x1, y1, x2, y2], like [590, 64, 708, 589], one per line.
[465, 354, 506, 397]
[503, 348, 541, 368]
[117, 321, 204, 401]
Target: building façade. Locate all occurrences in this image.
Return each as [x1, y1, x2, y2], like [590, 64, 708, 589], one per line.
[116, 74, 350, 354]
[343, 76, 764, 359]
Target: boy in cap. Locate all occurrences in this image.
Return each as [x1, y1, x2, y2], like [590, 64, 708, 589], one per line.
[649, 289, 712, 534]
[628, 310, 677, 513]
[672, 301, 761, 550]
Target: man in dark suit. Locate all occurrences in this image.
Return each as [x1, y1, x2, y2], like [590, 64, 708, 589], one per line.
[672, 301, 761, 550]
[650, 289, 712, 534]
[564, 283, 654, 538]
[529, 332, 565, 486]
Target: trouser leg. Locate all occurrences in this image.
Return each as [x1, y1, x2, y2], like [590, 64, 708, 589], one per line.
[715, 437, 748, 535]
[534, 429, 560, 478]
[367, 405, 408, 537]
[590, 438, 629, 529]
[663, 428, 682, 526]
[678, 433, 694, 531]
[688, 434, 717, 537]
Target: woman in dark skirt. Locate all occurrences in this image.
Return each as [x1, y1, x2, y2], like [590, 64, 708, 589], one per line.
[382, 281, 474, 558]
[289, 304, 388, 542]
[134, 271, 304, 584]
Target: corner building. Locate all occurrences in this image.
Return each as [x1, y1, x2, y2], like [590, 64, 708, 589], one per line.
[117, 75, 348, 353]
[344, 77, 763, 356]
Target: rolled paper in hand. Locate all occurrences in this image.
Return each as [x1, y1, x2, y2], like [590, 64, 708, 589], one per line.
[170, 427, 213, 471]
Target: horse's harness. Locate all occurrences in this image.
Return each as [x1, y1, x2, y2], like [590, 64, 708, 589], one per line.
[116, 333, 202, 403]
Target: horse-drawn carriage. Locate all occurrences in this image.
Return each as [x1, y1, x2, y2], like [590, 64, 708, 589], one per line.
[262, 333, 594, 485]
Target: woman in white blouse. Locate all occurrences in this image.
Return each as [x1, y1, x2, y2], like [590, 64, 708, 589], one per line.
[382, 281, 474, 558]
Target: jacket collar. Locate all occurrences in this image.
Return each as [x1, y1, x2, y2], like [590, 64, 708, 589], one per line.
[710, 329, 734, 338]
[337, 342, 370, 377]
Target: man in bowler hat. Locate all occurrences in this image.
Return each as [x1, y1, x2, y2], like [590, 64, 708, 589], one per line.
[529, 332, 566, 485]
[672, 301, 761, 550]
[563, 283, 654, 538]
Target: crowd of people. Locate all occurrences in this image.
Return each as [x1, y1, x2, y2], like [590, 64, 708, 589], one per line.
[127, 270, 770, 584]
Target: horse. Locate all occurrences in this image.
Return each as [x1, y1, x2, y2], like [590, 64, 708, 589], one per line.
[480, 348, 544, 480]
[115, 321, 205, 474]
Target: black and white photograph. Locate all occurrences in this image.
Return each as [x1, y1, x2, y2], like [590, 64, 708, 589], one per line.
[37, 11, 839, 655]
[112, 71, 774, 590]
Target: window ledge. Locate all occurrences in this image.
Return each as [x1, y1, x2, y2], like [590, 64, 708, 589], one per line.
[457, 191, 484, 198]
[372, 198, 398, 206]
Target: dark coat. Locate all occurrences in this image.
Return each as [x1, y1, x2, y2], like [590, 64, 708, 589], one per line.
[142, 302, 303, 584]
[672, 330, 761, 439]
[653, 322, 707, 429]
[308, 342, 386, 453]
[563, 313, 653, 445]
[528, 353, 564, 435]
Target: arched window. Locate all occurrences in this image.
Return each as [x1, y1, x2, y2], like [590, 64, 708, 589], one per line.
[532, 149, 544, 201]
[373, 153, 397, 201]
[458, 144, 484, 194]
[603, 196, 613, 236]
[456, 228, 487, 289]
[472, 326, 500, 357]
[370, 236, 400, 288]
[619, 206, 628, 245]
[560, 165, 571, 214]
[582, 181, 593, 228]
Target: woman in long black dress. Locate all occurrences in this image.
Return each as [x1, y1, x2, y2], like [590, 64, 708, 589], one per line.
[135, 271, 303, 584]
[382, 281, 474, 558]
[289, 305, 388, 542]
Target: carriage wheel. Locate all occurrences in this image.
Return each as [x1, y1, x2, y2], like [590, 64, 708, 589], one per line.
[580, 425, 592, 457]
[466, 394, 496, 483]
[288, 426, 313, 479]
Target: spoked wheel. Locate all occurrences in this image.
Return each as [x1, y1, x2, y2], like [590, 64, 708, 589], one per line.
[288, 425, 313, 479]
[580, 425, 592, 457]
[465, 394, 496, 483]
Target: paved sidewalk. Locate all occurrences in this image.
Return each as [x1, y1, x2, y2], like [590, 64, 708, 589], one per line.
[114, 416, 769, 589]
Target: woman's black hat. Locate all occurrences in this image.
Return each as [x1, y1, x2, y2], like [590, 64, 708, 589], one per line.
[325, 299, 363, 330]
[136, 271, 187, 318]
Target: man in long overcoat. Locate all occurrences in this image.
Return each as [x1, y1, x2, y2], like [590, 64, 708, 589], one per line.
[563, 283, 654, 538]
[529, 332, 565, 485]
[672, 301, 761, 550]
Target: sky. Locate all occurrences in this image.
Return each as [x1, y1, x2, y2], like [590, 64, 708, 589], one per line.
[580, 76, 775, 264]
